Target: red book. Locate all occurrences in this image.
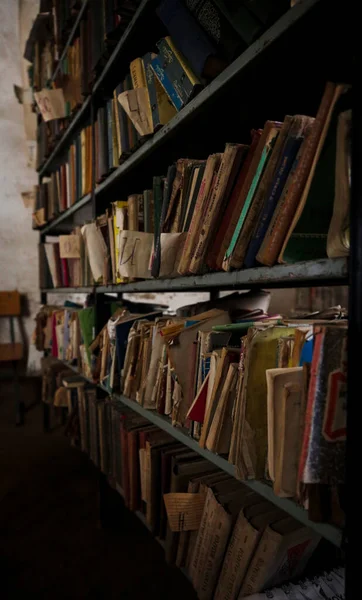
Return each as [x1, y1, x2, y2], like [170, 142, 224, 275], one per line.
[60, 258, 69, 287]
[207, 130, 262, 271]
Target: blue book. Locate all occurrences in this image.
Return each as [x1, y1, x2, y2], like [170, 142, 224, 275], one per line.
[151, 55, 183, 111]
[143, 52, 161, 130]
[156, 38, 201, 106]
[156, 0, 217, 79]
[243, 127, 304, 268]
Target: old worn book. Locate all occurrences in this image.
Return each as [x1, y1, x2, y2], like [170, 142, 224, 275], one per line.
[205, 362, 238, 454]
[165, 457, 216, 565]
[199, 346, 239, 448]
[265, 367, 303, 491]
[223, 122, 282, 271]
[239, 518, 320, 596]
[256, 82, 337, 266]
[189, 143, 246, 274]
[168, 310, 231, 427]
[130, 56, 153, 133]
[214, 503, 284, 600]
[196, 486, 258, 600]
[178, 153, 222, 274]
[143, 52, 176, 132]
[235, 326, 295, 480]
[280, 85, 351, 263]
[300, 325, 347, 486]
[327, 109, 351, 258]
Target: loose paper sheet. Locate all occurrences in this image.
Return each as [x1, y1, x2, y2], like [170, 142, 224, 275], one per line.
[118, 230, 153, 279]
[59, 235, 81, 258]
[163, 493, 206, 532]
[34, 88, 66, 121]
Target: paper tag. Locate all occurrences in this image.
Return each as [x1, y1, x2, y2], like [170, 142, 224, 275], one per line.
[21, 190, 36, 210]
[34, 88, 66, 121]
[59, 235, 81, 258]
[163, 493, 206, 531]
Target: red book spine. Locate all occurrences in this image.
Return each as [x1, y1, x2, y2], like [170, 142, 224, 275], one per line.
[60, 258, 69, 287]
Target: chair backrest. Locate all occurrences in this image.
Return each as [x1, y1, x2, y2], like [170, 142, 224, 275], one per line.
[0, 291, 21, 316]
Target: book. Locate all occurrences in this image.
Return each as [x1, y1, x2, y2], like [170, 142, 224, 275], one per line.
[143, 51, 176, 131]
[239, 518, 320, 596]
[222, 122, 282, 270]
[189, 144, 246, 274]
[265, 367, 303, 495]
[151, 53, 183, 111]
[157, 37, 202, 107]
[327, 109, 351, 258]
[156, 0, 222, 80]
[279, 85, 351, 264]
[256, 82, 338, 266]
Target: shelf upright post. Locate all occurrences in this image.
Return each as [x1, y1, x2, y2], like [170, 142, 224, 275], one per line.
[347, 66, 360, 598]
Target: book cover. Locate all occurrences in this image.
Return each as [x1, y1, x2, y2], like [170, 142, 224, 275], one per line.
[130, 56, 153, 133]
[279, 85, 351, 264]
[177, 154, 221, 274]
[189, 143, 246, 274]
[151, 54, 183, 111]
[157, 37, 202, 106]
[156, 0, 218, 79]
[151, 164, 176, 277]
[185, 0, 245, 61]
[223, 122, 282, 271]
[244, 115, 309, 268]
[143, 52, 176, 131]
[256, 82, 337, 267]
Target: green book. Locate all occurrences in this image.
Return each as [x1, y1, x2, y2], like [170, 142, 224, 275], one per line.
[78, 307, 95, 366]
[281, 86, 351, 263]
[224, 127, 280, 263]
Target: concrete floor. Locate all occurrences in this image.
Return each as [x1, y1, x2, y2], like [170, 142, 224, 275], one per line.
[0, 398, 196, 599]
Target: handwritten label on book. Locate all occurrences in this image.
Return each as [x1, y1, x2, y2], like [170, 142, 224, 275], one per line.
[34, 88, 66, 122]
[163, 493, 205, 531]
[59, 235, 81, 258]
[118, 230, 153, 279]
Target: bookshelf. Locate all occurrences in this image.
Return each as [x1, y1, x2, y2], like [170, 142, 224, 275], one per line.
[32, 0, 353, 596]
[37, 0, 329, 232]
[62, 359, 342, 548]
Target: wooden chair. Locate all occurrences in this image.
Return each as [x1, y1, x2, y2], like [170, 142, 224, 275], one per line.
[0, 291, 24, 425]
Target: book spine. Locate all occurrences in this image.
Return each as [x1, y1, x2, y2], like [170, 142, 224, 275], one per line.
[240, 526, 281, 597]
[143, 190, 151, 233]
[130, 57, 147, 89]
[143, 52, 161, 131]
[189, 144, 242, 274]
[151, 56, 183, 111]
[244, 132, 304, 269]
[116, 81, 130, 156]
[81, 129, 86, 197]
[256, 83, 336, 266]
[224, 127, 280, 270]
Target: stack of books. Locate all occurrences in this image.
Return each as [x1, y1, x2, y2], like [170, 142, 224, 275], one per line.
[39, 86, 351, 276]
[74, 390, 321, 599]
[31, 0, 293, 173]
[35, 292, 346, 530]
